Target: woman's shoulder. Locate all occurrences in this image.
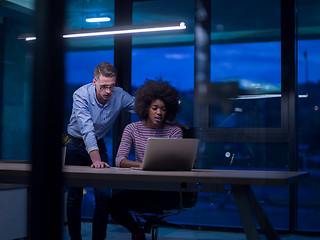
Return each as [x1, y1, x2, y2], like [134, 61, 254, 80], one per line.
[125, 121, 144, 130]
[164, 124, 182, 137]
[165, 124, 182, 131]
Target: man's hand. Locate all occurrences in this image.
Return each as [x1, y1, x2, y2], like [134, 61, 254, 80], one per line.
[91, 160, 110, 168]
[89, 149, 110, 168]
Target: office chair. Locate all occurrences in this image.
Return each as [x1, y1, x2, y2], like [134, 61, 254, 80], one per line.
[132, 127, 200, 240]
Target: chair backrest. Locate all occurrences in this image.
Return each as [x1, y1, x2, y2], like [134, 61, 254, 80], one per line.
[181, 126, 201, 139]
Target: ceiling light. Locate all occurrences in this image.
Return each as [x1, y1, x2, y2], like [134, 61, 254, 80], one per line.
[25, 36, 36, 41]
[19, 22, 186, 41]
[64, 22, 186, 39]
[85, 17, 111, 23]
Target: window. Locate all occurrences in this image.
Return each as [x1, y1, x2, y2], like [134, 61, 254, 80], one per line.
[210, 42, 281, 128]
[297, 1, 320, 231]
[0, 2, 34, 160]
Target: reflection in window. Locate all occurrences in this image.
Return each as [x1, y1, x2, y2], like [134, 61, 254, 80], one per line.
[168, 185, 289, 230]
[0, 4, 33, 160]
[209, 97, 281, 128]
[297, 39, 320, 231]
[209, 42, 281, 128]
[199, 142, 289, 170]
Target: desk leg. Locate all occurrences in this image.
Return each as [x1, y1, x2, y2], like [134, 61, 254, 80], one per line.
[232, 185, 260, 240]
[232, 185, 280, 240]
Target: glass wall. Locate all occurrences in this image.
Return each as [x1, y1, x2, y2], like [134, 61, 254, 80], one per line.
[132, 0, 194, 46]
[188, 0, 292, 230]
[0, 2, 34, 160]
[297, 39, 320, 231]
[297, 0, 320, 232]
[129, 0, 290, 231]
[62, 0, 320, 233]
[209, 0, 281, 129]
[2, 0, 315, 234]
[210, 42, 281, 128]
[0, 2, 34, 239]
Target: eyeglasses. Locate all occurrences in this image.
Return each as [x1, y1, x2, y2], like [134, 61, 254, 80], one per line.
[95, 78, 116, 91]
[99, 83, 116, 91]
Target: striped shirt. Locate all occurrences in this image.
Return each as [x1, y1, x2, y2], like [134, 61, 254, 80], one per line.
[115, 121, 182, 167]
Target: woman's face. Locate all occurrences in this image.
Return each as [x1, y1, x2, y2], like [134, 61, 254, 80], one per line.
[146, 99, 167, 128]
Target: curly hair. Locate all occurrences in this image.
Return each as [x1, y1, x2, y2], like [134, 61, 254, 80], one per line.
[134, 79, 180, 121]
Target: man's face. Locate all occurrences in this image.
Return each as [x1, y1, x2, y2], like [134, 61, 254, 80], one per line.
[93, 75, 116, 104]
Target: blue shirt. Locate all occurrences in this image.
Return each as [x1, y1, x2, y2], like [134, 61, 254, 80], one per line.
[67, 83, 134, 153]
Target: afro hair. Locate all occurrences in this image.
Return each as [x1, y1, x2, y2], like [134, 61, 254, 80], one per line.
[134, 79, 180, 121]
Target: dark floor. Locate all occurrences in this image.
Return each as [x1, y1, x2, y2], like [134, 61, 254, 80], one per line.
[62, 222, 320, 240]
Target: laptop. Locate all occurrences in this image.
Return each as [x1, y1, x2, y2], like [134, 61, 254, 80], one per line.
[140, 138, 199, 171]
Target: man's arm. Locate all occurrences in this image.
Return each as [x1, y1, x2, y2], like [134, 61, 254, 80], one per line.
[72, 90, 110, 168]
[89, 150, 110, 168]
[119, 88, 135, 113]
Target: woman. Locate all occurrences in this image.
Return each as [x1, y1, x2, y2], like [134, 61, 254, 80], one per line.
[109, 79, 182, 240]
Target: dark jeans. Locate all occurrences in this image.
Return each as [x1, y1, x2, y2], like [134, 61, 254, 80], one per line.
[109, 190, 180, 234]
[65, 136, 110, 240]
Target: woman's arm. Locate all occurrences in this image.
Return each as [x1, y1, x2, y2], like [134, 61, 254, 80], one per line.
[119, 158, 142, 168]
[115, 124, 140, 168]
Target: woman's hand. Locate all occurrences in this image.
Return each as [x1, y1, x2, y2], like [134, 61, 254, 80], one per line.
[120, 159, 143, 168]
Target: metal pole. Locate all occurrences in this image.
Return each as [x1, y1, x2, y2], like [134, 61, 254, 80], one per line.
[112, 0, 132, 164]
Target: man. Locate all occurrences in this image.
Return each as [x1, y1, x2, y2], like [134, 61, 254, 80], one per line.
[65, 62, 134, 240]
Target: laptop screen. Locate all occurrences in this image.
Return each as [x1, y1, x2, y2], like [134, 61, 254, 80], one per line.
[141, 138, 199, 171]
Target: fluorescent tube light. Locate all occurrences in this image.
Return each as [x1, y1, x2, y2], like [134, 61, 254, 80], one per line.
[19, 22, 186, 41]
[86, 17, 111, 23]
[25, 36, 36, 41]
[64, 22, 186, 38]
[231, 94, 308, 100]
